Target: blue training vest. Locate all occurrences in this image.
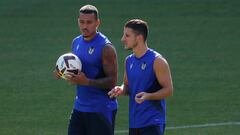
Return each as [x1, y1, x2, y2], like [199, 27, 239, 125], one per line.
[71, 32, 118, 113]
[126, 48, 166, 128]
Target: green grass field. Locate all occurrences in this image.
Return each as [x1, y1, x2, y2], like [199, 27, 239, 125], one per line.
[1, 0, 240, 134]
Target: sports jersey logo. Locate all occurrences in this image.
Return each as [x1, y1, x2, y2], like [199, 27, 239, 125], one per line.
[141, 62, 146, 70]
[130, 63, 133, 69]
[88, 46, 95, 55]
[76, 45, 80, 50]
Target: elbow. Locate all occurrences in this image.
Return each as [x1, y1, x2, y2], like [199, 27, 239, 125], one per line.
[167, 86, 173, 97]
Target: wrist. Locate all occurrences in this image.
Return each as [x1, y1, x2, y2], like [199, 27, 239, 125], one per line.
[87, 79, 91, 86]
[143, 93, 151, 100]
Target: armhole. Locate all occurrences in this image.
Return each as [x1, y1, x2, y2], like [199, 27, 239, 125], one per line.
[153, 54, 159, 73]
[71, 36, 80, 52]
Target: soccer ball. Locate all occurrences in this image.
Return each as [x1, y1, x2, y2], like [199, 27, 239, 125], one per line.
[56, 53, 82, 79]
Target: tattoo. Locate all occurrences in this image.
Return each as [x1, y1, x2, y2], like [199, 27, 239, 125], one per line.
[89, 44, 118, 90]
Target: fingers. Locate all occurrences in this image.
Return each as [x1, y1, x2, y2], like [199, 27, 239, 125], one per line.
[64, 71, 90, 86]
[65, 72, 74, 79]
[53, 70, 61, 79]
[66, 73, 80, 85]
[136, 92, 144, 97]
[135, 92, 145, 104]
[108, 90, 116, 98]
[108, 89, 117, 98]
[108, 86, 123, 98]
[64, 74, 73, 80]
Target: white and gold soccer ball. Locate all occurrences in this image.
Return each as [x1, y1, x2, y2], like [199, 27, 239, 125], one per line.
[56, 53, 82, 79]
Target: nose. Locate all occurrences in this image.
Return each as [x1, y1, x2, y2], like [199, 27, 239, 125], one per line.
[81, 23, 87, 29]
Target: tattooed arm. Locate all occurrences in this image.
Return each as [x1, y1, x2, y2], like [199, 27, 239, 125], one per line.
[66, 44, 118, 90]
[88, 44, 118, 89]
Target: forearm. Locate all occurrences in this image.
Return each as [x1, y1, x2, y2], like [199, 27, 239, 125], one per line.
[89, 76, 117, 90]
[146, 87, 173, 100]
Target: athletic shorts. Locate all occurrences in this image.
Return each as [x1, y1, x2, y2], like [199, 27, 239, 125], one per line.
[129, 124, 165, 135]
[68, 109, 117, 135]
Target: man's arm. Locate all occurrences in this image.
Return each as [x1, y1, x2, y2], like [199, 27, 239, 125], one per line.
[135, 56, 173, 103]
[88, 44, 118, 89]
[66, 44, 118, 90]
[108, 59, 129, 98]
[121, 70, 129, 96]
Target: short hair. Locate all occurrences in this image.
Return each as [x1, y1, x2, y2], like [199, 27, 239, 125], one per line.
[79, 5, 99, 19]
[125, 19, 149, 41]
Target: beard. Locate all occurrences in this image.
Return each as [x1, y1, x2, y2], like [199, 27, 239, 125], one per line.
[124, 43, 138, 51]
[83, 35, 89, 38]
[82, 29, 89, 36]
[81, 29, 96, 40]
[124, 46, 132, 50]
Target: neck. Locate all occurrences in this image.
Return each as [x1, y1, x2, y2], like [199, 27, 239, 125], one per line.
[133, 42, 148, 58]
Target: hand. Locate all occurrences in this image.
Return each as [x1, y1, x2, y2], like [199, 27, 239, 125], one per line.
[108, 86, 123, 98]
[135, 92, 150, 104]
[65, 71, 90, 85]
[53, 70, 61, 79]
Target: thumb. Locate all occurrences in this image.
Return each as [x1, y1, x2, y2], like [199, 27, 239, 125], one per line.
[136, 92, 144, 98]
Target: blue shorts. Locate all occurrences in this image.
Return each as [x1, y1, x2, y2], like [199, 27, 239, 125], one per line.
[129, 124, 165, 135]
[68, 109, 117, 135]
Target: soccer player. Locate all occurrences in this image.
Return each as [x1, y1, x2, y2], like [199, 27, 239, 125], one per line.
[108, 19, 173, 135]
[54, 5, 118, 135]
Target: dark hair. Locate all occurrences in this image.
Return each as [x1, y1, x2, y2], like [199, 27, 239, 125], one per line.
[125, 19, 148, 41]
[79, 5, 99, 19]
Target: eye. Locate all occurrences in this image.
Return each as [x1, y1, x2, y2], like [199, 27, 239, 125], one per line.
[86, 20, 93, 24]
[79, 21, 84, 24]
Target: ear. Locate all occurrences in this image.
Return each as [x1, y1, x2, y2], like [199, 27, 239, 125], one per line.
[136, 34, 144, 42]
[96, 19, 100, 27]
[77, 18, 80, 25]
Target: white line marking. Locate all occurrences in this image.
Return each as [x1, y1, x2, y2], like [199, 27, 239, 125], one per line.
[115, 121, 240, 134]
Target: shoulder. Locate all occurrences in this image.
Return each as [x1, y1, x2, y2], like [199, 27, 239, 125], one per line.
[97, 32, 111, 45]
[98, 32, 107, 39]
[71, 35, 82, 50]
[102, 44, 117, 58]
[148, 48, 162, 58]
[153, 55, 169, 71]
[101, 44, 117, 66]
[155, 55, 168, 65]
[72, 35, 82, 42]
[103, 44, 115, 52]
[146, 48, 169, 70]
[124, 54, 135, 68]
[71, 35, 82, 45]
[125, 54, 134, 61]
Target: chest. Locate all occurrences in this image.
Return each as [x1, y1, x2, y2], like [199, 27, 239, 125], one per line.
[126, 59, 155, 84]
[73, 42, 103, 66]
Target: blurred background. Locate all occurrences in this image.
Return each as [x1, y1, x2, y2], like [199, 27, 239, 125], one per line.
[0, 0, 239, 134]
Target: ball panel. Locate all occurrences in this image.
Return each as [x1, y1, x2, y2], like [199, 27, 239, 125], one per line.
[56, 53, 82, 80]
